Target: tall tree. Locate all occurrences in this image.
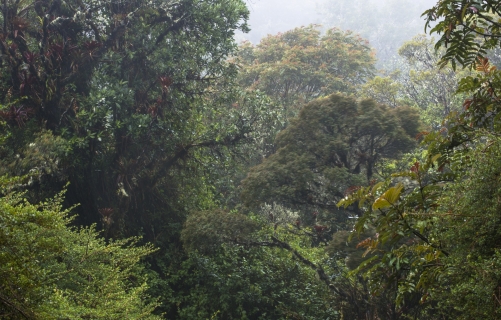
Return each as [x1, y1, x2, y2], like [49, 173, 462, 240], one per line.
[0, 2, 273, 316]
[334, 3, 501, 317]
[340, 131, 501, 319]
[236, 25, 376, 120]
[241, 94, 419, 225]
[361, 35, 469, 129]
[177, 209, 338, 319]
[0, 0, 261, 242]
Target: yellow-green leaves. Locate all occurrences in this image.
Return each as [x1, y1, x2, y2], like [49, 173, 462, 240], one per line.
[0, 183, 159, 319]
[372, 183, 404, 210]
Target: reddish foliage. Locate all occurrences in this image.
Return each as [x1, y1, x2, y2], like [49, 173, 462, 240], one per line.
[0, 105, 33, 127]
[98, 208, 115, 226]
[11, 17, 29, 31]
[47, 44, 64, 60]
[19, 73, 37, 94]
[313, 225, 327, 233]
[23, 52, 37, 64]
[410, 161, 420, 173]
[98, 208, 114, 217]
[148, 105, 159, 117]
[159, 76, 173, 92]
[356, 237, 372, 249]
[83, 41, 102, 51]
[415, 131, 430, 140]
[344, 185, 361, 196]
[463, 98, 473, 110]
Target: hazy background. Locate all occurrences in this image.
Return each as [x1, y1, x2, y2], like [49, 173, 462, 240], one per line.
[238, 0, 437, 67]
[237, 0, 326, 43]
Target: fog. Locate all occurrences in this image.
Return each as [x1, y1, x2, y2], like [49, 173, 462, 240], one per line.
[238, 0, 437, 67]
[237, 0, 326, 44]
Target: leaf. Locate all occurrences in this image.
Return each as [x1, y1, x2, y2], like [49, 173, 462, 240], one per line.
[348, 255, 378, 276]
[430, 153, 441, 164]
[372, 183, 403, 210]
[371, 181, 385, 194]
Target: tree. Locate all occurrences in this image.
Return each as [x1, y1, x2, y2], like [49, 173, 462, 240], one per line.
[339, 131, 501, 319]
[0, 0, 262, 241]
[0, 179, 159, 319]
[332, 1, 500, 312]
[361, 35, 469, 129]
[179, 207, 356, 319]
[422, 1, 501, 129]
[331, 2, 501, 318]
[179, 201, 420, 319]
[236, 25, 376, 120]
[178, 223, 338, 319]
[0, 1, 278, 317]
[241, 94, 419, 225]
[433, 133, 501, 319]
[419, 0, 501, 134]
[424, 0, 501, 69]
[332, 2, 501, 317]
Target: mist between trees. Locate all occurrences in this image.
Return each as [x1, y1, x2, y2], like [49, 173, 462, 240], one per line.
[241, 0, 436, 68]
[1, 0, 501, 319]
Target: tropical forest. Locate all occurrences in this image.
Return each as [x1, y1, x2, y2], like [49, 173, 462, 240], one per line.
[1, 0, 501, 319]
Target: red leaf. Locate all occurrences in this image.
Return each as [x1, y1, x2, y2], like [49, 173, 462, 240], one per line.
[410, 161, 420, 173]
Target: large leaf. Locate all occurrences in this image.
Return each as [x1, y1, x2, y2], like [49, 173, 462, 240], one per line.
[372, 183, 403, 210]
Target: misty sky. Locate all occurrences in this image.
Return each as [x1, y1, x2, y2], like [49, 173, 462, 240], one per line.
[237, 0, 326, 43]
[237, 0, 437, 66]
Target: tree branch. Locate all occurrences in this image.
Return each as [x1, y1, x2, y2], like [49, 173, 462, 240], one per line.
[241, 236, 348, 298]
[0, 292, 33, 319]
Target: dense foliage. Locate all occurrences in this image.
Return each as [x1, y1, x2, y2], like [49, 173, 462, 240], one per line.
[361, 35, 469, 128]
[178, 209, 338, 319]
[0, 0, 258, 240]
[335, 1, 501, 318]
[2, 0, 501, 318]
[0, 180, 158, 319]
[236, 25, 376, 120]
[241, 94, 419, 216]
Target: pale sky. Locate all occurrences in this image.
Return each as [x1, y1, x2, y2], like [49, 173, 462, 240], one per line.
[237, 0, 326, 43]
[236, 0, 436, 67]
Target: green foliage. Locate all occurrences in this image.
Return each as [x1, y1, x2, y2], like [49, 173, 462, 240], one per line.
[448, 57, 501, 135]
[360, 75, 404, 108]
[0, 0, 268, 246]
[236, 25, 376, 120]
[424, 0, 501, 69]
[332, 3, 501, 317]
[0, 9, 266, 319]
[338, 130, 501, 318]
[178, 208, 340, 319]
[427, 133, 501, 319]
[0, 130, 71, 185]
[181, 209, 260, 254]
[0, 184, 159, 319]
[338, 160, 444, 316]
[241, 94, 419, 223]
[361, 35, 469, 129]
[169, 246, 338, 320]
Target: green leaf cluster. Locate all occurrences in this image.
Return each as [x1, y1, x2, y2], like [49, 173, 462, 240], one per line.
[361, 35, 470, 129]
[241, 94, 419, 222]
[0, 183, 159, 319]
[236, 25, 376, 120]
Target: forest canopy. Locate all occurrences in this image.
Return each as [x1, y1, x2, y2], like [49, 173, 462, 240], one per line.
[236, 25, 376, 119]
[1, 0, 501, 319]
[241, 94, 419, 214]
